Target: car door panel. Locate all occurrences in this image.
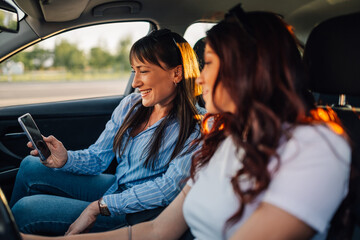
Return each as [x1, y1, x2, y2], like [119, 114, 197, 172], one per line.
[0, 95, 124, 199]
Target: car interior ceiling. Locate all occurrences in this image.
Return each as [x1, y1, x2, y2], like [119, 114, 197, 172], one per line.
[304, 12, 360, 240]
[1, 0, 358, 58]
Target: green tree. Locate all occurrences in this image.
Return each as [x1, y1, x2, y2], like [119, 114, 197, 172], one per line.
[115, 36, 132, 71]
[9, 51, 31, 69]
[0, 12, 5, 27]
[54, 39, 86, 71]
[88, 47, 113, 70]
[8, 46, 52, 70]
[27, 46, 53, 70]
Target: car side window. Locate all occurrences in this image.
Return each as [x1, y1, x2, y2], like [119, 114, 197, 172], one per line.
[183, 22, 216, 47]
[0, 22, 149, 107]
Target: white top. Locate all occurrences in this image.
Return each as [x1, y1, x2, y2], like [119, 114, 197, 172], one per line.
[183, 125, 351, 240]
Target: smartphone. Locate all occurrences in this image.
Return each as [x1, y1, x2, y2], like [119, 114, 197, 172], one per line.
[18, 113, 51, 161]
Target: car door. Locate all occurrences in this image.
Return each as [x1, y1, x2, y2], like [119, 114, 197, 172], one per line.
[0, 95, 125, 197]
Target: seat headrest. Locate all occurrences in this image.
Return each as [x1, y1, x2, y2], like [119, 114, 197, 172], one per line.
[193, 37, 205, 71]
[304, 12, 360, 95]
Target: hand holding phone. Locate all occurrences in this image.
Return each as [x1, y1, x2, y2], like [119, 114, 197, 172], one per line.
[28, 135, 69, 168]
[18, 113, 51, 161]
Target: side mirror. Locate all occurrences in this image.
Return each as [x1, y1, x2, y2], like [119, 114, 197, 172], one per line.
[0, 1, 19, 33]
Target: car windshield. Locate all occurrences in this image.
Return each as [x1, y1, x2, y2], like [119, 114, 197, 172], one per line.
[6, 0, 25, 20]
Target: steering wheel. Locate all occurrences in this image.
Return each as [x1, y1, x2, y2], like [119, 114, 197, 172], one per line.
[0, 188, 22, 240]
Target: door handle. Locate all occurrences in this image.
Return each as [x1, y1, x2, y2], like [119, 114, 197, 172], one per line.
[0, 132, 26, 159]
[0, 142, 22, 160]
[3, 132, 26, 139]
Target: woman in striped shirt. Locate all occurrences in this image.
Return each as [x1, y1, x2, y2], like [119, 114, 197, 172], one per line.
[10, 29, 204, 236]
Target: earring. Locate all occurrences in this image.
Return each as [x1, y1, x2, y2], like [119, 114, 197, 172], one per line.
[174, 82, 177, 86]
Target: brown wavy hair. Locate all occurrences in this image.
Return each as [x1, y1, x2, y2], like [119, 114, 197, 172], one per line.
[113, 29, 201, 169]
[190, 9, 316, 230]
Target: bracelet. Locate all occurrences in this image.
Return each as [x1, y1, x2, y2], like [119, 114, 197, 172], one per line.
[128, 225, 132, 240]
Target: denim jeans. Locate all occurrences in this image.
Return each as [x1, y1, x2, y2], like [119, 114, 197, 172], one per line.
[10, 156, 126, 236]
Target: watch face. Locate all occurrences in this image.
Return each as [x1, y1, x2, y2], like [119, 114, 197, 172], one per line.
[99, 198, 111, 216]
[100, 198, 106, 206]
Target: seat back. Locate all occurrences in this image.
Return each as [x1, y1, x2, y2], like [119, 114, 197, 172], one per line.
[193, 37, 206, 71]
[193, 37, 206, 108]
[304, 12, 360, 240]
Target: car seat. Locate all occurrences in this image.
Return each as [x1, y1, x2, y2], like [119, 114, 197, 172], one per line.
[193, 37, 206, 108]
[303, 12, 360, 240]
[0, 188, 21, 240]
[193, 37, 206, 71]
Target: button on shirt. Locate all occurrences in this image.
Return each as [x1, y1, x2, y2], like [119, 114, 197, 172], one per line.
[59, 93, 204, 215]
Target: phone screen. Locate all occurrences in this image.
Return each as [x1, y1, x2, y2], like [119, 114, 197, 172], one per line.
[18, 113, 51, 161]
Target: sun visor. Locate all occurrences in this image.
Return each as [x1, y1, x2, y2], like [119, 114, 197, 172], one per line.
[39, 0, 89, 22]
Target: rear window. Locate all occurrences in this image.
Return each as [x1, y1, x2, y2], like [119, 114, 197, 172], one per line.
[184, 22, 216, 47]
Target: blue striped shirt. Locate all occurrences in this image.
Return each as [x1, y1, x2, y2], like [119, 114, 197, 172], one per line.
[60, 93, 204, 215]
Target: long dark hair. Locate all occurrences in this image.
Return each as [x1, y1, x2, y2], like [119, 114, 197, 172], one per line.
[113, 29, 201, 169]
[191, 7, 320, 230]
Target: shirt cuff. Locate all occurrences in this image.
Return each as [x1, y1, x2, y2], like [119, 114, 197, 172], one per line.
[56, 151, 75, 171]
[102, 194, 123, 216]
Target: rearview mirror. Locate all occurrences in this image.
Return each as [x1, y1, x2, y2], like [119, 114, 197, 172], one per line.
[0, 1, 19, 33]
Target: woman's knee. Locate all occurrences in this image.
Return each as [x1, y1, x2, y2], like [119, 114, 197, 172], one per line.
[11, 195, 68, 233]
[11, 195, 40, 228]
[20, 155, 42, 171]
[17, 156, 49, 180]
[12, 195, 86, 234]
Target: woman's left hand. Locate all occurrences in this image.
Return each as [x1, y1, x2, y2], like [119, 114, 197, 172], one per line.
[65, 201, 100, 235]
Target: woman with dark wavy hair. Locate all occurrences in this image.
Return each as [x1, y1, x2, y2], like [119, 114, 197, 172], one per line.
[22, 4, 350, 240]
[186, 6, 350, 239]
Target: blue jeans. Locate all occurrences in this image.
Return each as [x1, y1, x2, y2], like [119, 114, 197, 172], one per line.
[10, 156, 126, 236]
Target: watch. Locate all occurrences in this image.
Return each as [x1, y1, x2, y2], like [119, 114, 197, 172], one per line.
[98, 197, 111, 216]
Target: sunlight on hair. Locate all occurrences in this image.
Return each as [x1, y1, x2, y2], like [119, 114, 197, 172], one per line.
[286, 24, 295, 35]
[352, 106, 360, 120]
[176, 42, 202, 96]
[202, 115, 224, 134]
[202, 116, 211, 134]
[309, 107, 344, 135]
[194, 114, 203, 121]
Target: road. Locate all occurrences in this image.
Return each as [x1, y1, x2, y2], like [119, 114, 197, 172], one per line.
[0, 80, 128, 107]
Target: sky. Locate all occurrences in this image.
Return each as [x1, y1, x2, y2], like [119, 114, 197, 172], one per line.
[36, 22, 216, 53]
[38, 22, 150, 53]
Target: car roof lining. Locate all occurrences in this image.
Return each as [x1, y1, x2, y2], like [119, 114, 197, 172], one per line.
[2, 0, 360, 62]
[12, 0, 360, 41]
